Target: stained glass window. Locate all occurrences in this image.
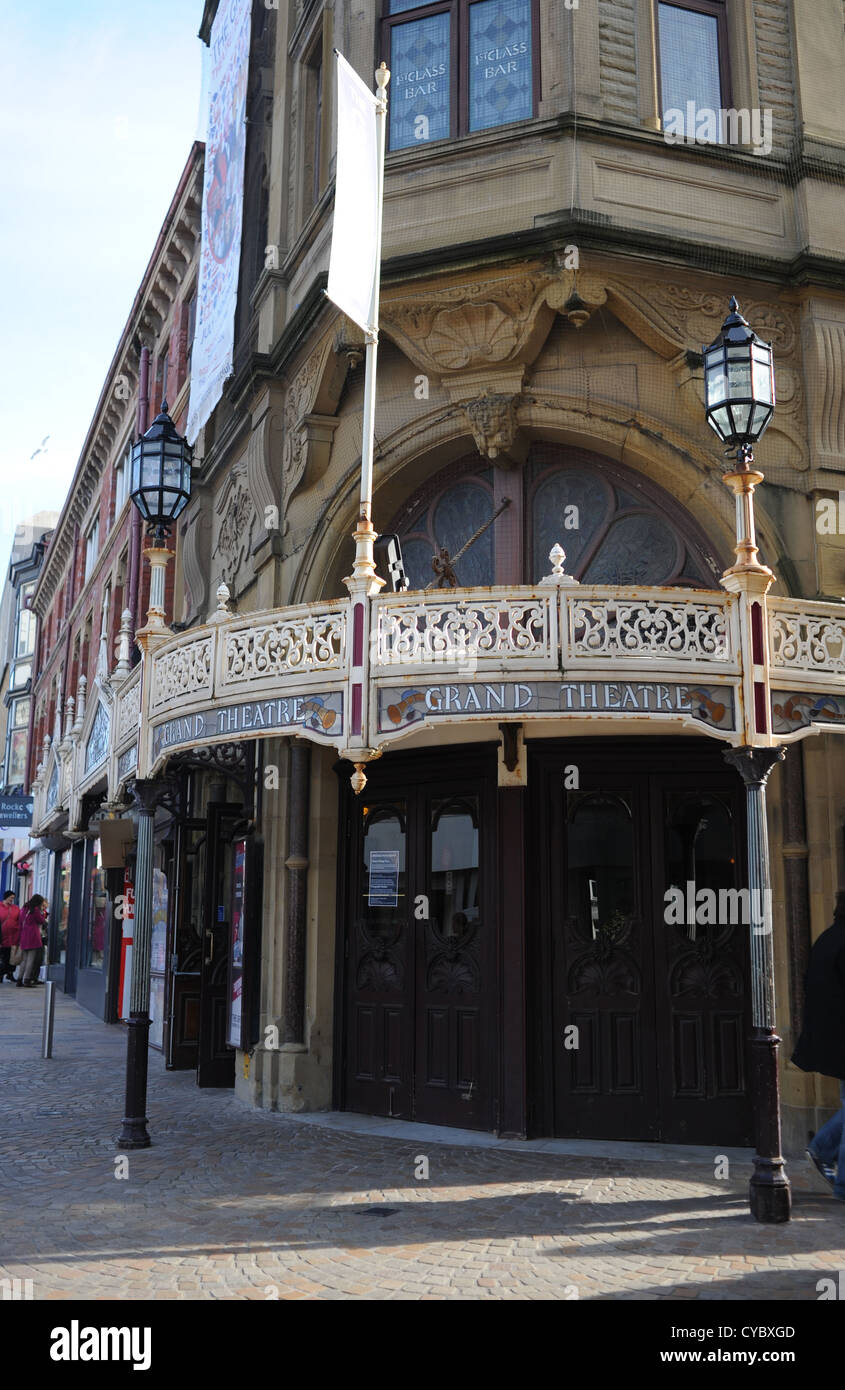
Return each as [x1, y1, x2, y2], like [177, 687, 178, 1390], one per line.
[397, 474, 495, 588]
[658, 2, 724, 140]
[385, 0, 535, 150]
[469, 0, 532, 132]
[389, 13, 451, 150]
[393, 452, 720, 589]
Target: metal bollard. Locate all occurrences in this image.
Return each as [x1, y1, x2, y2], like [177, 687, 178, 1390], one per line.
[41, 980, 56, 1059]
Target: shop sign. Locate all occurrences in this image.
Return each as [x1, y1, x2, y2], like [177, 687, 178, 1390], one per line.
[151, 691, 344, 756]
[378, 680, 734, 732]
[0, 794, 33, 827]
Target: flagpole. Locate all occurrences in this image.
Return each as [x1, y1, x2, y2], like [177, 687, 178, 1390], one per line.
[350, 60, 389, 587]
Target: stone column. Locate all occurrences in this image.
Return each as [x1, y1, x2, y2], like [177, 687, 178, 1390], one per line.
[283, 740, 311, 1046]
[724, 745, 791, 1224]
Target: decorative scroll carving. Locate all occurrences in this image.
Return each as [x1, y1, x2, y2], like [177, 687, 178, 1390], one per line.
[769, 603, 845, 675]
[224, 611, 346, 681]
[216, 482, 256, 589]
[569, 596, 730, 662]
[115, 670, 142, 745]
[425, 915, 480, 994]
[151, 638, 213, 710]
[374, 594, 553, 667]
[355, 917, 404, 992]
[566, 912, 641, 995]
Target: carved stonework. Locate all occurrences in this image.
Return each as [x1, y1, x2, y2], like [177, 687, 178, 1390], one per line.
[381, 270, 555, 376]
[462, 394, 520, 461]
[215, 482, 256, 590]
[282, 348, 324, 487]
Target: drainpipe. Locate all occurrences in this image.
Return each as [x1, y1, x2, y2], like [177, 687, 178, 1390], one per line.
[127, 345, 150, 645]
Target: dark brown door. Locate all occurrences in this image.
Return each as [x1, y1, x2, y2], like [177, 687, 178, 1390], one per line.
[342, 757, 496, 1130]
[651, 773, 751, 1144]
[533, 741, 750, 1145]
[167, 821, 205, 1071]
[197, 803, 241, 1088]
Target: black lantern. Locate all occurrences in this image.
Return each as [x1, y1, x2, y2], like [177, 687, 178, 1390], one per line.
[130, 401, 193, 539]
[703, 298, 775, 458]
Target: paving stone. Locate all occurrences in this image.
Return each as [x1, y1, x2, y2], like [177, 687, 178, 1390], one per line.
[2, 988, 844, 1300]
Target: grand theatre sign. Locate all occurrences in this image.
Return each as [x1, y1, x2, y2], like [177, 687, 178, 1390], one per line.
[27, 574, 845, 824]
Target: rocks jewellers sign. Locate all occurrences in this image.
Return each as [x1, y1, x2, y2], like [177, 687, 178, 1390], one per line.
[378, 680, 734, 733]
[152, 692, 344, 756]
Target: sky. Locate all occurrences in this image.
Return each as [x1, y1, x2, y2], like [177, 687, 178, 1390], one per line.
[0, 0, 206, 574]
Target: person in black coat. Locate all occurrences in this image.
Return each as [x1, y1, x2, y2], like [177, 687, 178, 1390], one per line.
[792, 891, 845, 1200]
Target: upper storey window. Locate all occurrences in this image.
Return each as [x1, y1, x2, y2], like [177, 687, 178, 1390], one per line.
[657, 1, 729, 140]
[384, 0, 536, 152]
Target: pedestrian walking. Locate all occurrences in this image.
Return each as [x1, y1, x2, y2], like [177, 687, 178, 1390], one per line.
[792, 889, 845, 1202]
[16, 895, 47, 989]
[0, 891, 21, 981]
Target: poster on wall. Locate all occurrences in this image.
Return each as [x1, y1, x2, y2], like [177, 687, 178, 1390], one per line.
[149, 869, 169, 1051]
[227, 838, 246, 1048]
[118, 870, 135, 1022]
[150, 869, 168, 976]
[186, 0, 252, 443]
[368, 851, 400, 908]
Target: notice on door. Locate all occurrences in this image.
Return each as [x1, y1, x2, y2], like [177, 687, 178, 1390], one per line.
[368, 850, 400, 908]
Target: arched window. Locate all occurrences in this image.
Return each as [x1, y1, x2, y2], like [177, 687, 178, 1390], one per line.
[391, 448, 722, 589]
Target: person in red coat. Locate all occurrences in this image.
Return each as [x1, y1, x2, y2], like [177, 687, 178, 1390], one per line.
[0, 892, 21, 981]
[17, 895, 47, 987]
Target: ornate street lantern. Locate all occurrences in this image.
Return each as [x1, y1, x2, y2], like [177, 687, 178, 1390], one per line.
[130, 401, 192, 540]
[703, 298, 775, 461]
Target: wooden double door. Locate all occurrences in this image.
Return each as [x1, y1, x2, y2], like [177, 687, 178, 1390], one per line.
[340, 755, 497, 1130]
[531, 741, 752, 1145]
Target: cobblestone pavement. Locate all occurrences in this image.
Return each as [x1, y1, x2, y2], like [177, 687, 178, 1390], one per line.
[1, 987, 843, 1301]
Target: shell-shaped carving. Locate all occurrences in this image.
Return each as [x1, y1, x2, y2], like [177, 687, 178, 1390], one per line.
[427, 301, 520, 370]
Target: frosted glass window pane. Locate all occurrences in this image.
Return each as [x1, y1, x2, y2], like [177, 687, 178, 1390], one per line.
[469, 0, 532, 132]
[659, 3, 722, 138]
[390, 14, 451, 149]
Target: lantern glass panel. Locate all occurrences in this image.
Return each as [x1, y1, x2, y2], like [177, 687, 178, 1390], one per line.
[706, 362, 726, 406]
[726, 361, 751, 398]
[752, 357, 772, 403]
[711, 406, 730, 439]
[731, 402, 752, 436]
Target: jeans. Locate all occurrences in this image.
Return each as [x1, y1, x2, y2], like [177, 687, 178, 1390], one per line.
[810, 1080, 845, 1198]
[18, 948, 39, 984]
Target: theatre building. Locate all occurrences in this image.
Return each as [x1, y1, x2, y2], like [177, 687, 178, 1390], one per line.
[30, 0, 845, 1207]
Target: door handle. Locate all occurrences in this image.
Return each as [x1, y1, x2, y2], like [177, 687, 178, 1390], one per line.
[204, 929, 214, 966]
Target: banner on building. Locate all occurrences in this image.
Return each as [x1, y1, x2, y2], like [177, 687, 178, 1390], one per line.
[327, 53, 380, 334]
[186, 0, 252, 444]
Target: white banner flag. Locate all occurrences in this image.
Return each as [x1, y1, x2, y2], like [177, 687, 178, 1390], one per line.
[327, 53, 380, 334]
[186, 0, 252, 444]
